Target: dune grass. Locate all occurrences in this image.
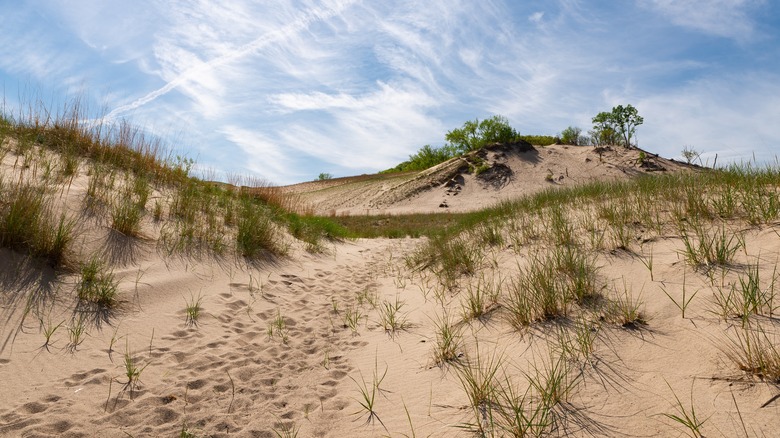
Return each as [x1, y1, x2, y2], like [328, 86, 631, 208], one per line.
[0, 97, 353, 266]
[77, 257, 118, 309]
[0, 177, 75, 267]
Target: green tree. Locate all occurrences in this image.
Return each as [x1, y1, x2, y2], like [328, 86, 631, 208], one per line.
[591, 105, 643, 148]
[560, 126, 583, 145]
[445, 115, 518, 153]
[318, 172, 333, 180]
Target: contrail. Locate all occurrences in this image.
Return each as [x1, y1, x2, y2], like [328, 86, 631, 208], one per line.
[105, 0, 357, 120]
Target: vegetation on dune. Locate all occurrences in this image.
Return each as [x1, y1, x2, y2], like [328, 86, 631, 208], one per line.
[383, 115, 556, 174]
[385, 106, 643, 174]
[591, 104, 644, 147]
[0, 98, 347, 267]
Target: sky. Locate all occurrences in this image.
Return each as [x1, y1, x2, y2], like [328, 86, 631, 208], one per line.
[1, 0, 779, 184]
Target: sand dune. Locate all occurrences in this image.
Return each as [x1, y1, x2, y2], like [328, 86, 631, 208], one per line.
[1, 140, 779, 437]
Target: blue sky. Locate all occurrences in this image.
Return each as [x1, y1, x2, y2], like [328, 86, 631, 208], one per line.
[1, 1, 778, 184]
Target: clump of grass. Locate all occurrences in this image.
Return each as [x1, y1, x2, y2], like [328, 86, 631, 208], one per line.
[723, 321, 780, 383]
[271, 421, 300, 438]
[67, 316, 88, 352]
[184, 294, 203, 327]
[110, 176, 150, 237]
[349, 362, 389, 432]
[471, 221, 504, 247]
[713, 261, 778, 325]
[237, 199, 287, 258]
[679, 222, 742, 268]
[408, 235, 483, 288]
[0, 178, 75, 267]
[551, 244, 600, 304]
[553, 317, 600, 363]
[461, 275, 500, 322]
[454, 348, 503, 435]
[121, 342, 148, 399]
[432, 313, 463, 366]
[343, 306, 363, 335]
[267, 309, 289, 343]
[377, 296, 410, 334]
[605, 279, 647, 328]
[77, 257, 118, 309]
[661, 382, 707, 438]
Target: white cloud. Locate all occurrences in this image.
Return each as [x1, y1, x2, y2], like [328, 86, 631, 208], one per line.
[637, 72, 780, 164]
[2, 0, 778, 184]
[104, 0, 359, 120]
[529, 11, 545, 23]
[221, 125, 294, 182]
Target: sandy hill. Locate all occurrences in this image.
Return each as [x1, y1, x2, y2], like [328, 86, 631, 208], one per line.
[1, 125, 779, 438]
[282, 143, 695, 215]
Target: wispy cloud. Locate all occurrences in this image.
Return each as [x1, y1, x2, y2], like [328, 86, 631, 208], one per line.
[1, 0, 778, 184]
[104, 0, 358, 120]
[639, 0, 764, 40]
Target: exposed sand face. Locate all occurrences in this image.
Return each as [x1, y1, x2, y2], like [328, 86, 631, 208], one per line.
[2, 143, 780, 437]
[282, 144, 694, 216]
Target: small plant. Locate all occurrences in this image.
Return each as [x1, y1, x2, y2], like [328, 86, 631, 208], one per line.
[605, 279, 647, 328]
[661, 270, 699, 319]
[272, 421, 300, 438]
[454, 347, 502, 435]
[377, 296, 410, 334]
[681, 145, 700, 165]
[661, 381, 707, 437]
[432, 313, 463, 366]
[723, 321, 780, 383]
[639, 248, 654, 281]
[637, 150, 646, 165]
[343, 306, 363, 334]
[40, 318, 65, 352]
[77, 257, 118, 309]
[461, 275, 499, 322]
[267, 309, 289, 343]
[184, 294, 203, 327]
[349, 364, 389, 432]
[67, 316, 88, 352]
[122, 343, 148, 398]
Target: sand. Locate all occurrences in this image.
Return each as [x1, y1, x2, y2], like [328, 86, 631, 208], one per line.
[1, 143, 780, 437]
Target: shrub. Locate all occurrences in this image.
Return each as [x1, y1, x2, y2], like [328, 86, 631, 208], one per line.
[445, 115, 518, 153]
[518, 135, 559, 146]
[383, 144, 460, 173]
[559, 126, 581, 145]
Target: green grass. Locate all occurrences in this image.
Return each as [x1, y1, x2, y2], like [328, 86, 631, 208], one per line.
[184, 294, 203, 327]
[0, 178, 75, 267]
[724, 321, 780, 383]
[432, 313, 463, 366]
[377, 296, 410, 333]
[662, 382, 707, 438]
[121, 343, 148, 399]
[77, 257, 118, 309]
